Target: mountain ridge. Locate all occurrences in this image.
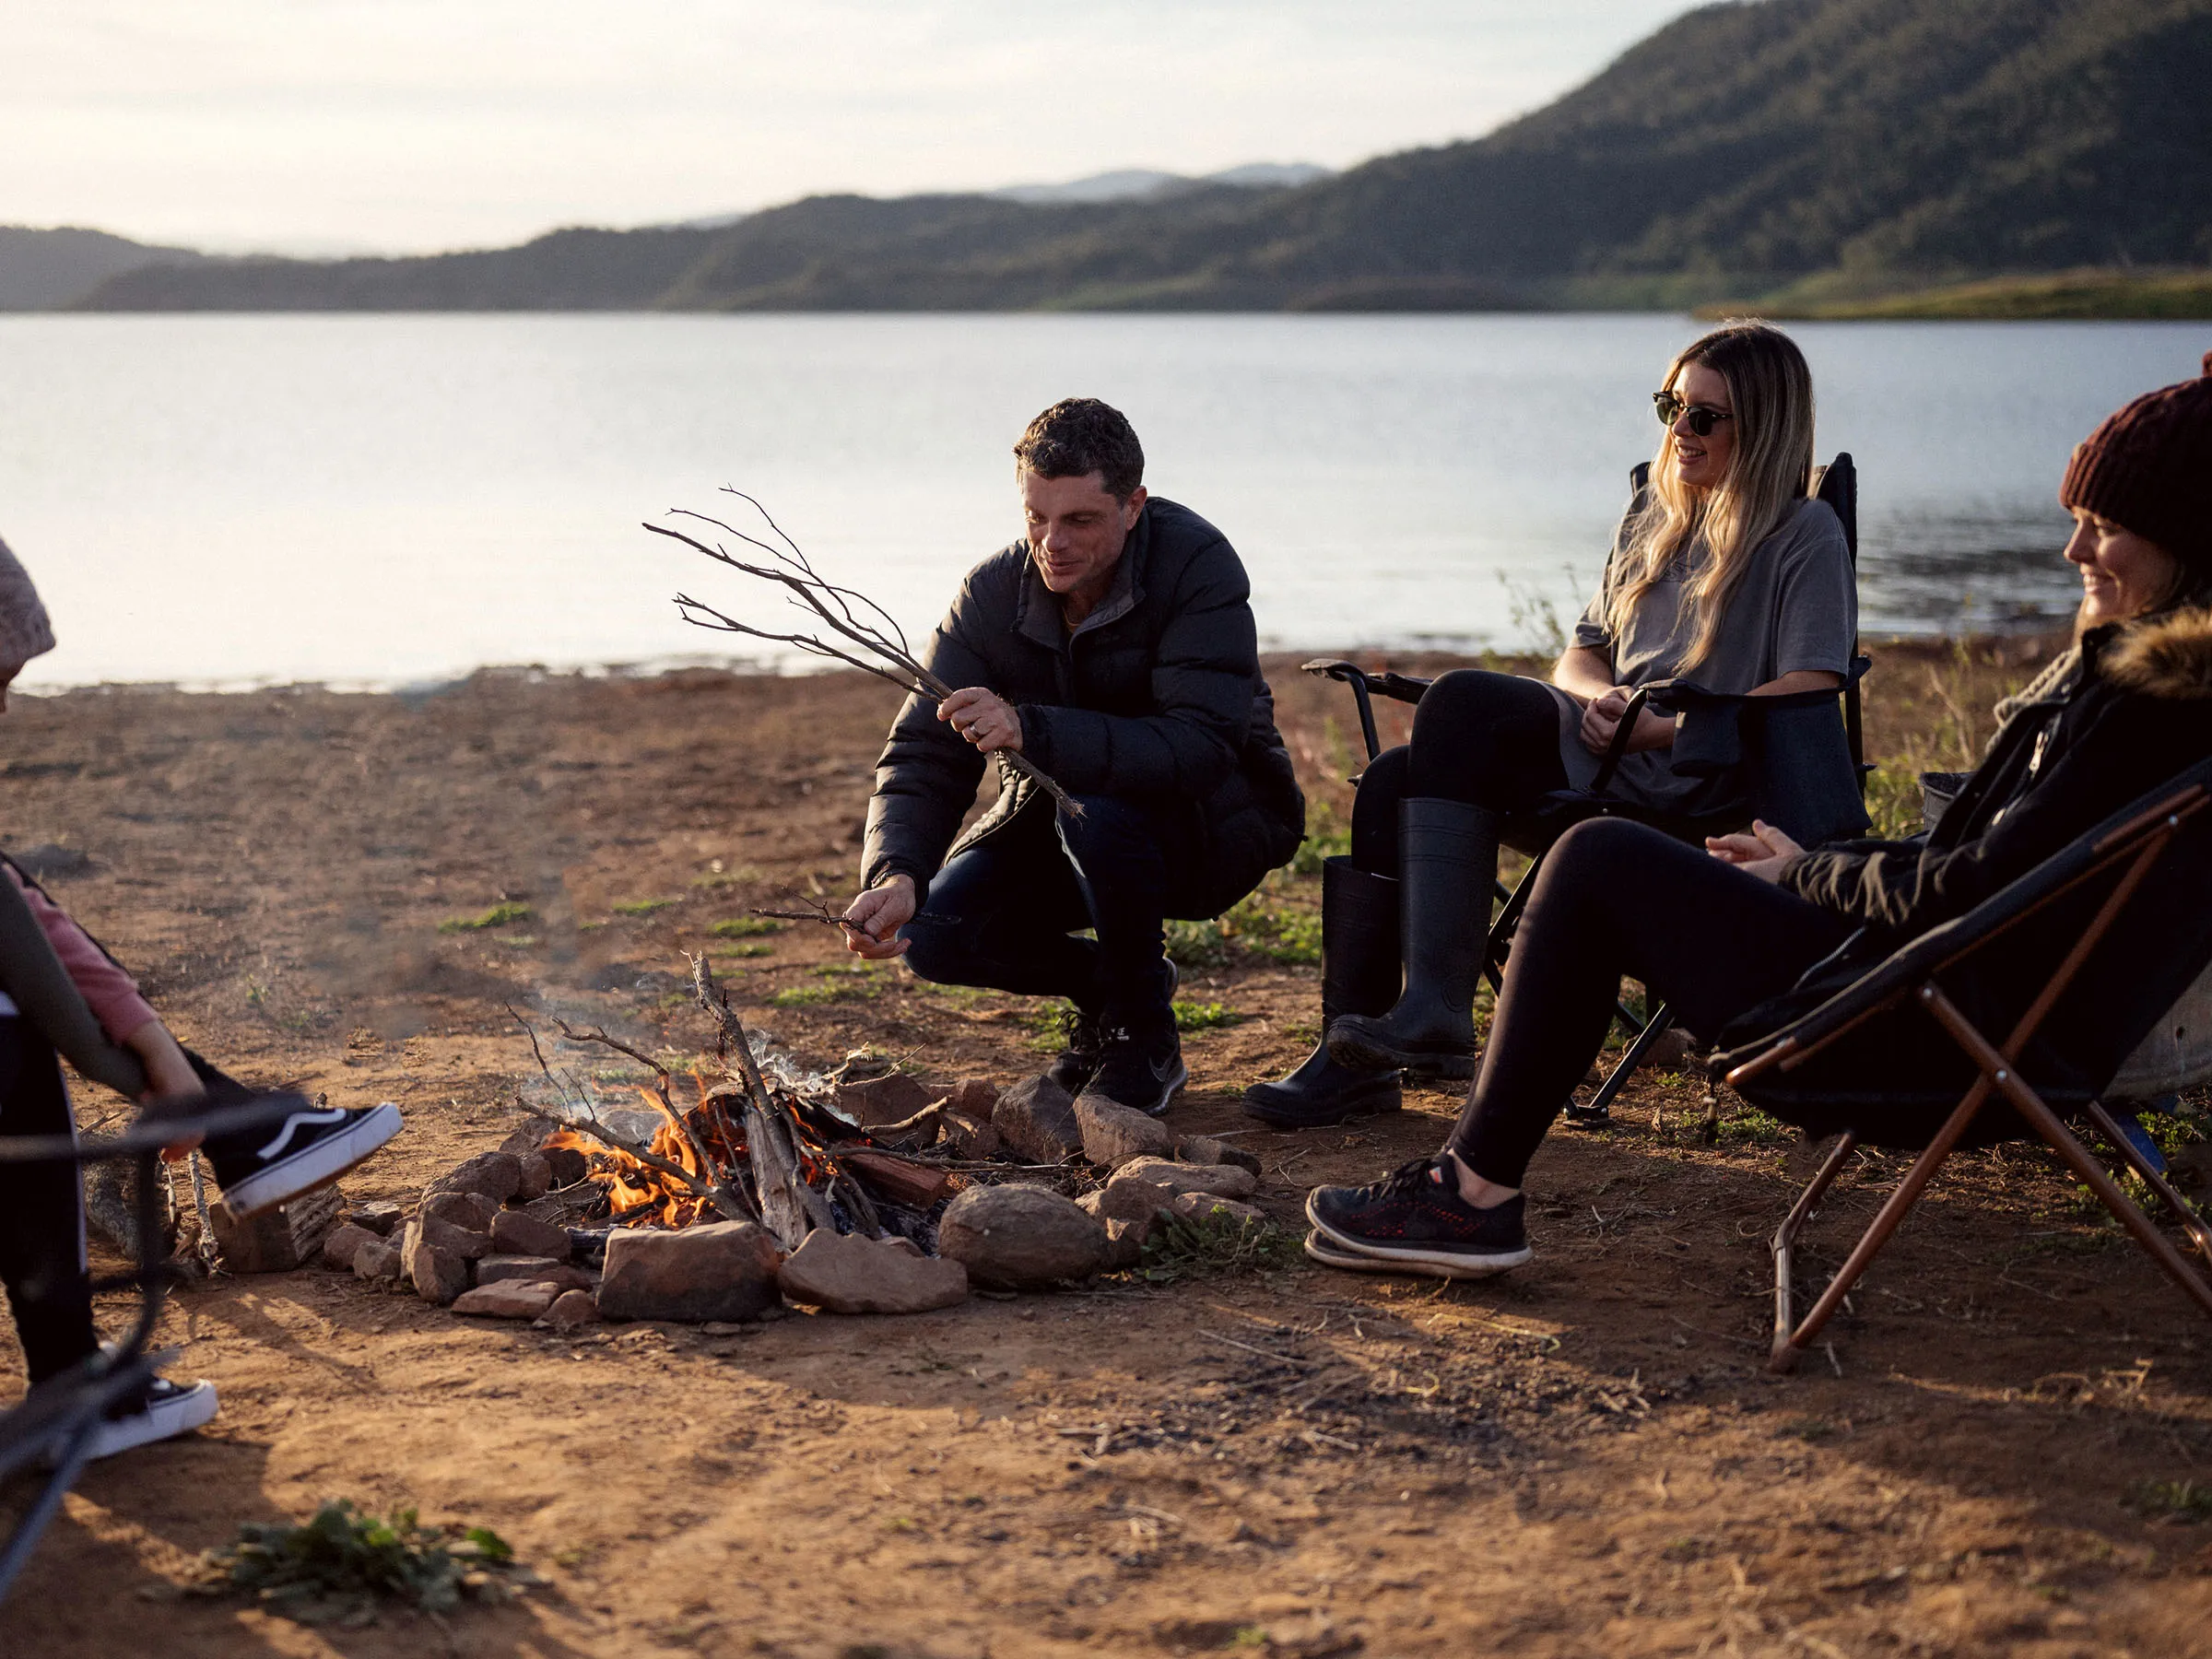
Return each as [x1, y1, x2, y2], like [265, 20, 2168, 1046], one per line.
[37, 0, 2212, 313]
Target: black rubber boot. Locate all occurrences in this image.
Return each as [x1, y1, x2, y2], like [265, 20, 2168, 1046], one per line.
[1242, 859, 1405, 1128]
[1325, 798, 1500, 1080]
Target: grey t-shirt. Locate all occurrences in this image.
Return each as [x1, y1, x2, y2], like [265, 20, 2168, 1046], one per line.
[1548, 496, 1856, 810]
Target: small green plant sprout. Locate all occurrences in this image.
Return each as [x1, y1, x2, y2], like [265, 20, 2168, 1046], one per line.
[439, 900, 532, 933]
[612, 897, 676, 917]
[189, 1500, 535, 1624]
[1136, 1209, 1301, 1282]
[2126, 1478, 2212, 1524]
[1171, 999, 1244, 1033]
[710, 915, 785, 937]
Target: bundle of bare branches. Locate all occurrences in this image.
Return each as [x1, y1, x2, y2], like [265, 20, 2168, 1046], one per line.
[646, 490, 1079, 817]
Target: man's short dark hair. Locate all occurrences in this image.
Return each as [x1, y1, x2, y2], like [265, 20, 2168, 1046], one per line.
[1013, 398, 1145, 502]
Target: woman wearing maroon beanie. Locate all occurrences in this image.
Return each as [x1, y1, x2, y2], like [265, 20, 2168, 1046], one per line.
[1305, 352, 2212, 1278]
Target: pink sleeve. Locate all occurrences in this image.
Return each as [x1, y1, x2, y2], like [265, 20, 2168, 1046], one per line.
[7, 868, 159, 1042]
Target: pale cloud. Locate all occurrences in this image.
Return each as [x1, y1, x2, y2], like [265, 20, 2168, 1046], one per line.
[0, 1, 1694, 252]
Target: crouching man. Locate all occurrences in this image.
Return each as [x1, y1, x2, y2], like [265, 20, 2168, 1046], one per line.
[841, 398, 1304, 1116]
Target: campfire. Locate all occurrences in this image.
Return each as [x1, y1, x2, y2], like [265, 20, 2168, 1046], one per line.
[520, 955, 958, 1253]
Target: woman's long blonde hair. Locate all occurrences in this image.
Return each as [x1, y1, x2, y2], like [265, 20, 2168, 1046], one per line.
[1603, 320, 1818, 669]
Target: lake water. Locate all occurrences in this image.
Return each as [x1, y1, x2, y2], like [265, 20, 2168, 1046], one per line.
[2, 313, 2204, 690]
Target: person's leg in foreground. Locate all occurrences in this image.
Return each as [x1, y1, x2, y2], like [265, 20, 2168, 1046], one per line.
[1306, 818, 1854, 1276]
[0, 1018, 218, 1455]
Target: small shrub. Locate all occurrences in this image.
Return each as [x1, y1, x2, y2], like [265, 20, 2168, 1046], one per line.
[1172, 1000, 1244, 1032]
[438, 901, 532, 933]
[710, 916, 785, 938]
[612, 898, 675, 917]
[1135, 1211, 1302, 1282]
[189, 1500, 531, 1623]
[2126, 1479, 2212, 1523]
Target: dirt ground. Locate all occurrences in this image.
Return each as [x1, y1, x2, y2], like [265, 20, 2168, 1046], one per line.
[5, 641, 2211, 1659]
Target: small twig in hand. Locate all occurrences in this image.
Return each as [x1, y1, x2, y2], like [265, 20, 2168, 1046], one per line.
[648, 500, 1082, 818]
[753, 902, 862, 935]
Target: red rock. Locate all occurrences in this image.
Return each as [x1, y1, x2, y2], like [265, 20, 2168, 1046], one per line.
[993, 1075, 1083, 1164]
[1111, 1157, 1256, 1201]
[321, 1222, 381, 1272]
[1172, 1135, 1264, 1176]
[947, 1079, 999, 1124]
[940, 1112, 1000, 1159]
[345, 1199, 405, 1237]
[477, 1254, 596, 1292]
[1076, 1097, 1173, 1170]
[540, 1288, 600, 1331]
[452, 1280, 562, 1319]
[1102, 1214, 1157, 1270]
[415, 1213, 490, 1260]
[354, 1239, 403, 1284]
[776, 1230, 968, 1314]
[515, 1152, 554, 1202]
[937, 1185, 1106, 1288]
[402, 1222, 469, 1305]
[422, 1189, 498, 1232]
[489, 1208, 572, 1259]
[833, 1073, 937, 1128]
[429, 1150, 523, 1204]
[596, 1220, 784, 1323]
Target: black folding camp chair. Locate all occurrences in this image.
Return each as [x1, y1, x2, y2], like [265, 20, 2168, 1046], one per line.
[0, 1096, 292, 1600]
[1304, 454, 1871, 1120]
[1716, 755, 2212, 1372]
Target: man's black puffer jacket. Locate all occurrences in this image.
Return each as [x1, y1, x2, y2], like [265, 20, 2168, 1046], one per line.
[862, 498, 1304, 919]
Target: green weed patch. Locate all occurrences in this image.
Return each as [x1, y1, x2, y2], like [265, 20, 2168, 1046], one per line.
[189, 1500, 533, 1624]
[438, 901, 532, 933]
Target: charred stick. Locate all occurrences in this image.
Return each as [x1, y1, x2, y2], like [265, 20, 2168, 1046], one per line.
[687, 954, 818, 1247]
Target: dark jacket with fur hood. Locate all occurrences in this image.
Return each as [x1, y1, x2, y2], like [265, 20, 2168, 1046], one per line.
[863, 499, 1304, 918]
[1783, 606, 2212, 935]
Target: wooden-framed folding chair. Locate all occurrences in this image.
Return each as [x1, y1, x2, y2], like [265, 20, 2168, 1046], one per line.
[0, 1096, 292, 1600]
[1302, 453, 1871, 1121]
[1716, 757, 2212, 1374]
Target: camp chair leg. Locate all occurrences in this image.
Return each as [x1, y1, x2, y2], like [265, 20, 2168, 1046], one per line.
[1768, 1077, 1996, 1373]
[2085, 1100, 2212, 1268]
[1568, 1006, 1676, 1128]
[1922, 989, 2212, 1323]
[1771, 1132, 1858, 1368]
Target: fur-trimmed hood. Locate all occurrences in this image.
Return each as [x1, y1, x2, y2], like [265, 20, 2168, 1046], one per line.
[2101, 606, 2212, 700]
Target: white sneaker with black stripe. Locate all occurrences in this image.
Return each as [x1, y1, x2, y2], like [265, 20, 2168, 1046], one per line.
[78, 1376, 219, 1461]
[209, 1100, 403, 1220]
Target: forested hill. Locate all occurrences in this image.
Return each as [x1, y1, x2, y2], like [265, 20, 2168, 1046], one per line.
[71, 0, 2212, 312]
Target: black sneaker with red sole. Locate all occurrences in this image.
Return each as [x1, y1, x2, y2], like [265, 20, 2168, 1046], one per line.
[1304, 1157, 1531, 1278]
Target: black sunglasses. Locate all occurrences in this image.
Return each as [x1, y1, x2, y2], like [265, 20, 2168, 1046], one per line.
[1652, 391, 1735, 438]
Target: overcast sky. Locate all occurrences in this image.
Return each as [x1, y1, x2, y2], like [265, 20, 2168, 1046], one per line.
[5, 1, 1696, 253]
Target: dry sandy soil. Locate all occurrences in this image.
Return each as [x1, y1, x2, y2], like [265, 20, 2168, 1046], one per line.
[3, 642, 2210, 1659]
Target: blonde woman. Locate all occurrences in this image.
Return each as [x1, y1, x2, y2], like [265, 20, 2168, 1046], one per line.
[1247, 321, 1852, 1129]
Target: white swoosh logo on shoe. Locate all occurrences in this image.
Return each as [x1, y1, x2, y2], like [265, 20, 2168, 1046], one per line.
[255, 1107, 350, 1161]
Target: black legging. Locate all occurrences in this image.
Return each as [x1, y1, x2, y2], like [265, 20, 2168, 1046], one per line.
[1350, 670, 1568, 874]
[0, 1018, 96, 1386]
[1447, 817, 1857, 1185]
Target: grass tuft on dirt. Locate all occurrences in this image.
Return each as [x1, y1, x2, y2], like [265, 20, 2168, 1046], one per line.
[711, 915, 785, 937]
[189, 1500, 533, 1624]
[437, 900, 532, 933]
[2125, 1478, 2212, 1524]
[1135, 1211, 1304, 1282]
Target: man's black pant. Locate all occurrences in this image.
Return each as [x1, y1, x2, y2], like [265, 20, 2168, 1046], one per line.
[0, 1018, 98, 1386]
[900, 795, 1183, 1016]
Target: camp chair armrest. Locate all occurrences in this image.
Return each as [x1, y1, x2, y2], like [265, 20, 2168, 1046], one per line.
[1721, 773, 2212, 1086]
[1298, 659, 1432, 704]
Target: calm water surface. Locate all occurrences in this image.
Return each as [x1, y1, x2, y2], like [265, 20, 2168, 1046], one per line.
[1, 313, 2203, 689]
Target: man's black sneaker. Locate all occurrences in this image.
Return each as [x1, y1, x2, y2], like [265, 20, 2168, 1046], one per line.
[205, 1097, 404, 1220]
[1044, 1006, 1107, 1094]
[1077, 1021, 1187, 1118]
[1304, 1158, 1531, 1278]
